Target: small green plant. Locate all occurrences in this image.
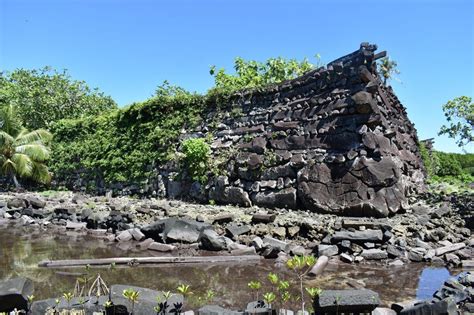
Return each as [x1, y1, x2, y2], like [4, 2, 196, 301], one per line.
[177, 283, 192, 312]
[231, 106, 243, 118]
[122, 288, 140, 314]
[286, 255, 317, 314]
[248, 280, 262, 301]
[62, 292, 74, 308]
[264, 150, 277, 167]
[267, 272, 279, 285]
[26, 295, 34, 312]
[209, 199, 216, 206]
[181, 138, 211, 184]
[305, 287, 323, 299]
[263, 292, 276, 306]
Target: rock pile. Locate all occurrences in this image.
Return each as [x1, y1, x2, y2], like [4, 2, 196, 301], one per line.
[0, 191, 472, 268]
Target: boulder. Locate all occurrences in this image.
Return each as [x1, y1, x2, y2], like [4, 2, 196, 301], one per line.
[198, 305, 244, 315]
[361, 249, 387, 260]
[199, 229, 230, 251]
[109, 284, 184, 314]
[212, 213, 234, 225]
[129, 228, 145, 241]
[25, 196, 46, 209]
[0, 277, 34, 312]
[65, 221, 87, 230]
[116, 230, 133, 242]
[387, 244, 406, 258]
[226, 224, 251, 239]
[262, 236, 288, 252]
[143, 218, 212, 244]
[253, 188, 297, 209]
[148, 242, 176, 252]
[308, 256, 329, 276]
[7, 198, 27, 209]
[314, 289, 379, 313]
[399, 299, 457, 315]
[251, 213, 276, 224]
[31, 296, 109, 314]
[317, 245, 338, 257]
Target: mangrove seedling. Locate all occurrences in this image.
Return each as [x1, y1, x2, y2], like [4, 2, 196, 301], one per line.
[248, 280, 262, 301]
[27, 295, 34, 312]
[286, 255, 317, 314]
[267, 273, 279, 285]
[155, 292, 172, 315]
[177, 284, 192, 312]
[305, 287, 323, 300]
[263, 292, 276, 308]
[63, 292, 74, 309]
[122, 288, 140, 315]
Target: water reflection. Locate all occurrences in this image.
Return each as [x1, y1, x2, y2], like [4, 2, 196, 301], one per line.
[0, 224, 461, 307]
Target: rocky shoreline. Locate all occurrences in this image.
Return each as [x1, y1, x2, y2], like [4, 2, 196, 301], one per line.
[0, 190, 472, 268]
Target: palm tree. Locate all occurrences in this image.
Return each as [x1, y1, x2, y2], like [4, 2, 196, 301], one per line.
[378, 57, 400, 85]
[0, 105, 52, 188]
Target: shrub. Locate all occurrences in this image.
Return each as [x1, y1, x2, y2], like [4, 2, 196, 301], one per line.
[181, 138, 211, 184]
[436, 152, 464, 177]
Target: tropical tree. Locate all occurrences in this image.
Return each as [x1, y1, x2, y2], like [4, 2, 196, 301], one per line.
[439, 96, 474, 148]
[0, 105, 52, 188]
[377, 57, 400, 85]
[0, 67, 116, 130]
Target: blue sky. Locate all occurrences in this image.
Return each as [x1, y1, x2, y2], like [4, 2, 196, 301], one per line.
[1, 0, 473, 153]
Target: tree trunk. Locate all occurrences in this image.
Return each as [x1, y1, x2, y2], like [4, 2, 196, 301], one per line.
[11, 173, 21, 190]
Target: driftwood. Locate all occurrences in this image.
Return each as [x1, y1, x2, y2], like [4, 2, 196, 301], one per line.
[39, 255, 262, 268]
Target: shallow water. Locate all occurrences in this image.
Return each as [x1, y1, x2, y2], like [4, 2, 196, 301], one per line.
[0, 223, 464, 308]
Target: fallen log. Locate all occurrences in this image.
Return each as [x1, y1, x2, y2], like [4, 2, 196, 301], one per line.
[38, 255, 262, 268]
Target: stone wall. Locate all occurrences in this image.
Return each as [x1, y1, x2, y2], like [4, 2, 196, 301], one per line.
[46, 43, 426, 218]
[169, 43, 425, 217]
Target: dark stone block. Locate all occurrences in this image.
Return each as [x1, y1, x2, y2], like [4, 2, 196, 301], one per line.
[0, 277, 34, 312]
[314, 289, 379, 314]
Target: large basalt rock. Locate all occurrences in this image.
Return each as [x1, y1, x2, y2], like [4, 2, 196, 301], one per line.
[142, 218, 212, 243]
[0, 277, 34, 312]
[298, 157, 405, 217]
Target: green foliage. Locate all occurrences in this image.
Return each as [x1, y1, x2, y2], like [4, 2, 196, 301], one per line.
[123, 288, 140, 314]
[48, 54, 322, 187]
[51, 82, 206, 184]
[263, 292, 276, 305]
[0, 105, 53, 187]
[439, 96, 473, 148]
[209, 55, 321, 97]
[181, 138, 211, 183]
[0, 67, 116, 130]
[62, 292, 73, 307]
[419, 142, 439, 177]
[286, 255, 317, 314]
[377, 56, 400, 85]
[436, 152, 463, 177]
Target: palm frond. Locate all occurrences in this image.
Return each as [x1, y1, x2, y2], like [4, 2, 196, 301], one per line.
[11, 153, 33, 177]
[0, 131, 14, 146]
[15, 143, 51, 162]
[1, 159, 16, 176]
[0, 105, 23, 136]
[16, 129, 53, 145]
[31, 161, 51, 184]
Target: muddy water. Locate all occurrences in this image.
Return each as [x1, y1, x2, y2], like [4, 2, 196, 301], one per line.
[0, 224, 462, 308]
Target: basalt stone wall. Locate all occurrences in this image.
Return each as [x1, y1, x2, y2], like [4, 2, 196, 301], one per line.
[172, 43, 425, 217]
[44, 43, 426, 218]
